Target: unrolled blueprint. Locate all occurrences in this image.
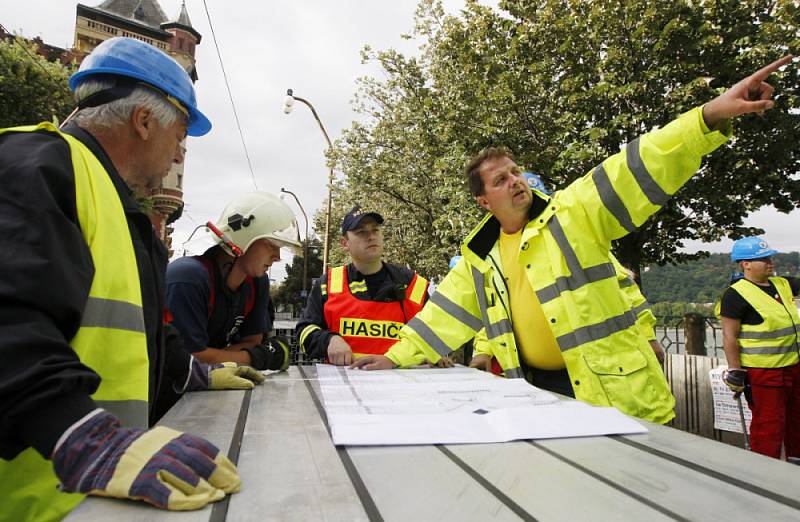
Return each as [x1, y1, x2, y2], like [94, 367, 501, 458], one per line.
[316, 364, 647, 445]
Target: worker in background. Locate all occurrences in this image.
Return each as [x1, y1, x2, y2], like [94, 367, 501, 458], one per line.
[166, 192, 300, 373]
[0, 37, 266, 520]
[352, 56, 791, 424]
[296, 206, 430, 365]
[718, 236, 800, 460]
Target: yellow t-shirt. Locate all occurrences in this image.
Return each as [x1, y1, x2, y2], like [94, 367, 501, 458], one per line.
[498, 230, 565, 370]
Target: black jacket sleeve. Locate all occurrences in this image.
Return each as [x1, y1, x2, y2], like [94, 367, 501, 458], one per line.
[0, 130, 100, 459]
[787, 276, 800, 296]
[294, 274, 337, 360]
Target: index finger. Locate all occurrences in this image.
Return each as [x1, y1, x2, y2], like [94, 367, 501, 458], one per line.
[750, 55, 793, 81]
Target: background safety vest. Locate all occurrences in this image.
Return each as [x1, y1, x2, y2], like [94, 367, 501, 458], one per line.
[0, 123, 148, 522]
[385, 107, 730, 424]
[323, 265, 427, 357]
[731, 277, 800, 369]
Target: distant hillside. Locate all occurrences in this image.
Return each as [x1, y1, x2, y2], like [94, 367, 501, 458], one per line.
[641, 252, 800, 304]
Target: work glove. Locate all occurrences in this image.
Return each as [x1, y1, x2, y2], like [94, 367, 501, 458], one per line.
[722, 368, 748, 393]
[244, 336, 290, 371]
[186, 358, 265, 391]
[52, 409, 239, 510]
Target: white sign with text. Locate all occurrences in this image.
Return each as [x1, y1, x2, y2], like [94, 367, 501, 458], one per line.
[710, 366, 751, 433]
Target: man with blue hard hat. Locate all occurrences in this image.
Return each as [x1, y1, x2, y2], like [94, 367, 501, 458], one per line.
[718, 236, 800, 460]
[0, 37, 257, 519]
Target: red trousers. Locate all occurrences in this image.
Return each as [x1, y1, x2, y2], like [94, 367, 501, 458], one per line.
[745, 364, 800, 459]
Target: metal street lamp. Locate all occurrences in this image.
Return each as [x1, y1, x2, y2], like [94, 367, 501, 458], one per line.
[280, 187, 309, 300]
[282, 88, 334, 273]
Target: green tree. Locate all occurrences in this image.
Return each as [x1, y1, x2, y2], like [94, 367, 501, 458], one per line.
[0, 37, 73, 128]
[328, 0, 799, 281]
[642, 251, 800, 304]
[271, 238, 324, 314]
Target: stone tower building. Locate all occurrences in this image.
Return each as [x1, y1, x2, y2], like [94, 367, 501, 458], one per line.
[74, 0, 202, 253]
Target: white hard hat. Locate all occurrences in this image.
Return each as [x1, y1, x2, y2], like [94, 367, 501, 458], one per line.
[210, 192, 302, 256]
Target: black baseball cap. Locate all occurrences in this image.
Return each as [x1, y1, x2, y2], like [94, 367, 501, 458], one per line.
[341, 206, 384, 234]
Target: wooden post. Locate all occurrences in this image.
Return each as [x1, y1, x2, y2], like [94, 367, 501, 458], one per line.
[684, 313, 707, 356]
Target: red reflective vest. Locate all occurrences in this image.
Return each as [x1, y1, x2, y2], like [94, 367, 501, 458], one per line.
[323, 265, 428, 356]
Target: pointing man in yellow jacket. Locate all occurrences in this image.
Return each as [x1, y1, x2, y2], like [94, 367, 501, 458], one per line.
[353, 56, 792, 424]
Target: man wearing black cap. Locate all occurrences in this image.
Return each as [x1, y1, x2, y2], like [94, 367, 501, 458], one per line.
[296, 206, 430, 365]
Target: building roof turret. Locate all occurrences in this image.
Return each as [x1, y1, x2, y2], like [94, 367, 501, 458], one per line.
[161, 1, 201, 43]
[95, 0, 167, 29]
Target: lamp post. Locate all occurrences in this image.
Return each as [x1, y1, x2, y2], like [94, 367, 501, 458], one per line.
[280, 188, 309, 300]
[282, 89, 334, 273]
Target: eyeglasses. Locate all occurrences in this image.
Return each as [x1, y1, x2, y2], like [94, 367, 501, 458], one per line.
[747, 256, 773, 263]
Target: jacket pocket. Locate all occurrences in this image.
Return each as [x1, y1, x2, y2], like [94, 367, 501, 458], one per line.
[582, 346, 647, 376]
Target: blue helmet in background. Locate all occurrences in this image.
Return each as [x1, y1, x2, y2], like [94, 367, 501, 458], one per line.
[522, 172, 550, 195]
[730, 236, 778, 262]
[449, 255, 462, 270]
[69, 37, 211, 137]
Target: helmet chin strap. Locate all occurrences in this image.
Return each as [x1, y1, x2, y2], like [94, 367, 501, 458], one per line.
[206, 221, 243, 256]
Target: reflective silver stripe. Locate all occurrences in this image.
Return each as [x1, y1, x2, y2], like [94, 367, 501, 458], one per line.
[536, 262, 616, 304]
[739, 326, 798, 340]
[487, 319, 513, 339]
[540, 217, 617, 305]
[81, 297, 145, 333]
[619, 277, 635, 288]
[739, 344, 799, 355]
[557, 310, 637, 351]
[95, 399, 148, 428]
[471, 268, 512, 342]
[592, 164, 636, 233]
[632, 301, 651, 316]
[504, 367, 524, 379]
[547, 216, 584, 279]
[626, 137, 669, 206]
[407, 317, 451, 357]
[429, 291, 483, 331]
[472, 266, 492, 328]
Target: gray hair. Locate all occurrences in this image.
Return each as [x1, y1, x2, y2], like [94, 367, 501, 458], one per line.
[72, 78, 184, 131]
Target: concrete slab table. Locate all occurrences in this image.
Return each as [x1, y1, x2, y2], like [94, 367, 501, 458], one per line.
[67, 366, 800, 521]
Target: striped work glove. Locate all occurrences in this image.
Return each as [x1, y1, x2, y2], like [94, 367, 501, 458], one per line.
[52, 410, 239, 510]
[243, 336, 290, 371]
[185, 358, 265, 391]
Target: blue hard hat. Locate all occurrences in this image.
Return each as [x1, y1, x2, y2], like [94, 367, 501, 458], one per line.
[730, 236, 778, 262]
[449, 255, 462, 270]
[522, 172, 550, 195]
[69, 37, 211, 137]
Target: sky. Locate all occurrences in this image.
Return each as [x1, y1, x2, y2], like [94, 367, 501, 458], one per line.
[2, 0, 798, 282]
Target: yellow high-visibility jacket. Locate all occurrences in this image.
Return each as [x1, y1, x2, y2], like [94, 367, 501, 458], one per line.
[728, 277, 800, 368]
[387, 107, 730, 423]
[0, 123, 148, 522]
[473, 254, 657, 357]
[612, 256, 658, 341]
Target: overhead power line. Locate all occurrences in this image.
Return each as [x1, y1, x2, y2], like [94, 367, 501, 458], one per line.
[201, 0, 259, 190]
